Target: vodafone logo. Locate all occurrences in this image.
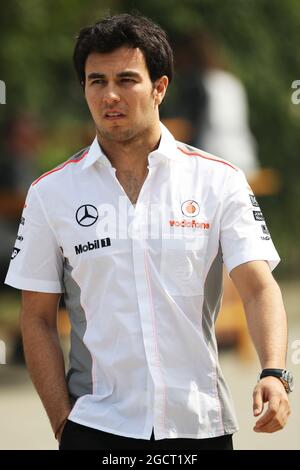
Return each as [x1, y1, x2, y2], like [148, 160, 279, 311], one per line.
[181, 200, 200, 217]
[169, 220, 209, 229]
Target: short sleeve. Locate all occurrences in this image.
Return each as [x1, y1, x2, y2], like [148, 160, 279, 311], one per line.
[4, 185, 64, 293]
[220, 169, 280, 274]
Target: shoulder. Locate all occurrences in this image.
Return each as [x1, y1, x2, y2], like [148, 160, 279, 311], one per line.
[175, 141, 240, 173]
[31, 146, 90, 189]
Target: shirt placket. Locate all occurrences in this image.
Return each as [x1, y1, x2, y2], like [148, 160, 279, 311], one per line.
[131, 165, 166, 439]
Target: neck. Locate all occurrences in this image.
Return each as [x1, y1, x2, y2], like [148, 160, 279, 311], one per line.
[97, 122, 161, 173]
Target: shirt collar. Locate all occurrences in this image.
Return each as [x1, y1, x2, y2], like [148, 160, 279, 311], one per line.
[82, 121, 179, 170]
[82, 136, 111, 170]
[149, 122, 179, 164]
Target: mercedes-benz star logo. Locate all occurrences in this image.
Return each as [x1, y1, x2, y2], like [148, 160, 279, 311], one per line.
[76, 204, 98, 227]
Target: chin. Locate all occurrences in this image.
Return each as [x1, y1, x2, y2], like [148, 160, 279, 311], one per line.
[100, 126, 136, 143]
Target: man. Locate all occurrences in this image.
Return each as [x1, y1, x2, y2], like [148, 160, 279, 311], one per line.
[5, 14, 292, 450]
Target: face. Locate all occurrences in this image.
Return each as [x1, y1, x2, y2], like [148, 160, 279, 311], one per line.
[84, 47, 168, 144]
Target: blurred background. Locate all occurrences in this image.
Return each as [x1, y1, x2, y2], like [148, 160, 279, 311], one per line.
[0, 0, 300, 450]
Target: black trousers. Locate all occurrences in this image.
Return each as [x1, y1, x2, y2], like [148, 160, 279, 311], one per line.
[59, 420, 233, 450]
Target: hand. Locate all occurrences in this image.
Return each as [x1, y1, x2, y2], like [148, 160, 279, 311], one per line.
[252, 376, 291, 433]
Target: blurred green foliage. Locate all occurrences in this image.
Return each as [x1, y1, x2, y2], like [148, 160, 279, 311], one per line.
[1, 0, 300, 277]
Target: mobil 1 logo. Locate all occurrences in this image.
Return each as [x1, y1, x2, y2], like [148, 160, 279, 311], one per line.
[74, 238, 111, 255]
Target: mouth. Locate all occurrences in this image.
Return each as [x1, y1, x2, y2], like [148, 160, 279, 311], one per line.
[104, 111, 126, 120]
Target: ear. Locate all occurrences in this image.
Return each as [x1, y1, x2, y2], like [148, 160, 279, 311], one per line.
[153, 76, 169, 106]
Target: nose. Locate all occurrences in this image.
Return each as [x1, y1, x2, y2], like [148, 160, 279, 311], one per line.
[103, 86, 120, 106]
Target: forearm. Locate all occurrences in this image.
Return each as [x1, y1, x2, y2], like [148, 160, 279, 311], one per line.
[243, 281, 287, 369]
[21, 317, 71, 434]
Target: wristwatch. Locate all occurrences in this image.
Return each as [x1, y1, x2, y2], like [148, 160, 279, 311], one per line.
[259, 368, 294, 393]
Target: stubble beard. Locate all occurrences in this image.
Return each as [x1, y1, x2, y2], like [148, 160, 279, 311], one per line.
[97, 125, 138, 144]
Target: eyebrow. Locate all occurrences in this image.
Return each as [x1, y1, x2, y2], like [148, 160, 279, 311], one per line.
[87, 71, 141, 81]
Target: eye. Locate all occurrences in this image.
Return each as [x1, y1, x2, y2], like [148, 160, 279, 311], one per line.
[91, 79, 106, 85]
[120, 78, 136, 84]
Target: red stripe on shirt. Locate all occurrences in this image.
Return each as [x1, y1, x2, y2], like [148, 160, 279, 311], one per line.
[177, 146, 238, 171]
[32, 150, 89, 186]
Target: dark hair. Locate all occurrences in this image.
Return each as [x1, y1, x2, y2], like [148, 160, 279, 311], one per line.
[73, 13, 174, 86]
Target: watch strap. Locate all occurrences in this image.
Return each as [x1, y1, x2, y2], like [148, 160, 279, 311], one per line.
[260, 368, 284, 379]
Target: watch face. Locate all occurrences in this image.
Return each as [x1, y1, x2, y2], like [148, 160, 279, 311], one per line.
[282, 370, 294, 392]
[259, 369, 294, 392]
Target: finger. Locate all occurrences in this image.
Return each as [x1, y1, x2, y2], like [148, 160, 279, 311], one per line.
[254, 396, 291, 433]
[253, 388, 264, 416]
[254, 396, 281, 429]
[254, 421, 282, 433]
[254, 411, 288, 433]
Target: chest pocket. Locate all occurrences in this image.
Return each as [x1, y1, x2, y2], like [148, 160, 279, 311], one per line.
[160, 235, 208, 296]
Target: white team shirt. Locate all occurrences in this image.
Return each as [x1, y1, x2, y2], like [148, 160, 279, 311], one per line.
[5, 123, 280, 440]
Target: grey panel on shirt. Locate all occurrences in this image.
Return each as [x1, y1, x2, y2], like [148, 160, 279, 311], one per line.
[67, 146, 90, 163]
[63, 260, 93, 403]
[202, 244, 238, 432]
